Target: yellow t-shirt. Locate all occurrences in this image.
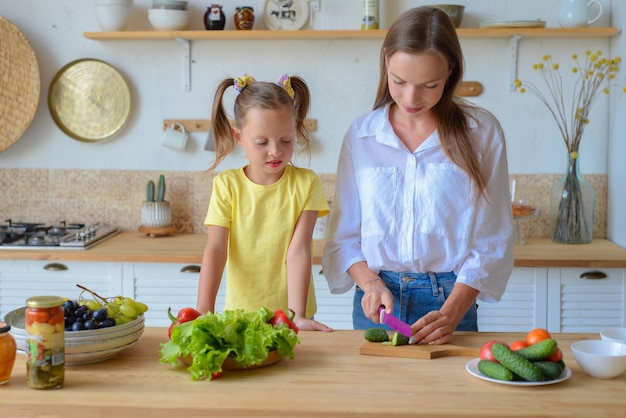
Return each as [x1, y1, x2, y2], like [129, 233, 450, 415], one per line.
[205, 165, 330, 318]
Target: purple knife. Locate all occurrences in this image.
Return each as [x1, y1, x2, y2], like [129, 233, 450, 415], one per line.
[378, 306, 412, 338]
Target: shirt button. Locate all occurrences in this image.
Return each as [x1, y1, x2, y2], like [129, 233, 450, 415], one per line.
[406, 207, 412, 213]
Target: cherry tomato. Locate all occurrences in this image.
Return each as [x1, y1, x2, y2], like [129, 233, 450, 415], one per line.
[525, 328, 552, 346]
[509, 340, 529, 351]
[479, 340, 508, 362]
[546, 347, 563, 363]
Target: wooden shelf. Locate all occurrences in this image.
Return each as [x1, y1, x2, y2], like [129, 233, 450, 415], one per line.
[83, 27, 620, 92]
[83, 27, 620, 41]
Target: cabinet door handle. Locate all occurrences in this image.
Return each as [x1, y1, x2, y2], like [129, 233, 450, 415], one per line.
[43, 262, 69, 271]
[579, 270, 607, 280]
[180, 265, 201, 273]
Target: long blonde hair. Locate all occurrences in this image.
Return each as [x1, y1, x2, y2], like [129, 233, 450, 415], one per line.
[374, 7, 488, 198]
[207, 75, 311, 172]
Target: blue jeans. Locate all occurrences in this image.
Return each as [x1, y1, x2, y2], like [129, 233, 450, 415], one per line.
[353, 270, 478, 331]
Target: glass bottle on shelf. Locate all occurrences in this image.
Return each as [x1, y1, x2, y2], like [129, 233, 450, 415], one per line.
[234, 6, 255, 30]
[361, 0, 379, 30]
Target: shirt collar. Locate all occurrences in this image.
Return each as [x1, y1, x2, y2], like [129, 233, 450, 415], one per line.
[355, 103, 479, 152]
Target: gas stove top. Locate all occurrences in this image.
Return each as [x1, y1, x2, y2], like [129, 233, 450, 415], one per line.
[0, 221, 119, 250]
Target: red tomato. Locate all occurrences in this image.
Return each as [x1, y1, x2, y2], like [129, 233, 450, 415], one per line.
[525, 328, 552, 345]
[509, 340, 529, 351]
[546, 347, 563, 363]
[479, 340, 508, 362]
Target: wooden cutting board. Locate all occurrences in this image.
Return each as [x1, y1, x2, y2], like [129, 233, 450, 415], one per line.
[360, 341, 480, 359]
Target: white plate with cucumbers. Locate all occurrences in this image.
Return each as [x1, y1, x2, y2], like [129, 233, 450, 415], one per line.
[465, 358, 572, 386]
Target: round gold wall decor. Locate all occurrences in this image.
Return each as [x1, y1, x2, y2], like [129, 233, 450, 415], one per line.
[48, 58, 131, 143]
[0, 16, 41, 152]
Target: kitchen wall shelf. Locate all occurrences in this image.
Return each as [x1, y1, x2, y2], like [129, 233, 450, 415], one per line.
[83, 27, 620, 91]
[83, 27, 619, 41]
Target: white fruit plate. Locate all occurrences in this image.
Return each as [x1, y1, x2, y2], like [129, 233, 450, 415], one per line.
[465, 358, 572, 386]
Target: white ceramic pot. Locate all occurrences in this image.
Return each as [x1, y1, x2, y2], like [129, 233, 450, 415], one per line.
[95, 0, 134, 31]
[141, 201, 172, 228]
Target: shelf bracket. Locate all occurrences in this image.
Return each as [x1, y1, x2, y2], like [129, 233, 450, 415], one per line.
[176, 37, 191, 92]
[509, 35, 522, 91]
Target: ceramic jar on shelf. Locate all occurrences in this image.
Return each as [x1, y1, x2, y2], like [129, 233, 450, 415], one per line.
[204, 4, 225, 30]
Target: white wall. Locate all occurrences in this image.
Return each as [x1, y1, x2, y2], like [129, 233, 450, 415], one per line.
[0, 0, 618, 177]
[608, 0, 626, 248]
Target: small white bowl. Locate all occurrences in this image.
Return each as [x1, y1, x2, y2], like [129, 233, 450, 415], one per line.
[571, 340, 626, 379]
[95, 1, 134, 31]
[148, 9, 191, 31]
[600, 327, 626, 344]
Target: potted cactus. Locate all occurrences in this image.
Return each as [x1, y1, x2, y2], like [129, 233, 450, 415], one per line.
[141, 174, 172, 229]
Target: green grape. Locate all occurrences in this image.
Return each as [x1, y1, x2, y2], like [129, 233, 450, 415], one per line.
[123, 297, 138, 311]
[85, 300, 102, 311]
[116, 314, 132, 325]
[135, 301, 149, 314]
[119, 302, 137, 319]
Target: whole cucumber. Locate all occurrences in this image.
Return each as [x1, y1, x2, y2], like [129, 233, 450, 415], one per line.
[364, 327, 389, 342]
[517, 339, 558, 361]
[491, 343, 545, 382]
[532, 361, 564, 380]
[477, 359, 514, 381]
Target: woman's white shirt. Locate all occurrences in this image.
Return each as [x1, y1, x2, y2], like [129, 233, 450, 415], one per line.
[322, 104, 514, 303]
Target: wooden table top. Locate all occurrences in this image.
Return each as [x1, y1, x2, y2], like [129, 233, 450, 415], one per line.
[2, 328, 625, 417]
[1, 233, 626, 267]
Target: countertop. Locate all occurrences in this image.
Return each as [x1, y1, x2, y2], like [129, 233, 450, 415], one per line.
[1, 232, 626, 267]
[2, 328, 625, 417]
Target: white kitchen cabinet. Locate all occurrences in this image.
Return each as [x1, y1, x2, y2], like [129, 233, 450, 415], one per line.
[122, 262, 226, 327]
[0, 260, 120, 321]
[477, 267, 548, 332]
[312, 266, 353, 330]
[547, 268, 626, 333]
[125, 262, 353, 329]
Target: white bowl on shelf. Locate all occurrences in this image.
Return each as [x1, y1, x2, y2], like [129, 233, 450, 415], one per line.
[151, 0, 188, 10]
[148, 9, 191, 31]
[95, 0, 134, 31]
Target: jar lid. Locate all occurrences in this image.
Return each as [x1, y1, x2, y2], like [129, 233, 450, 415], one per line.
[25, 295, 65, 309]
[0, 321, 10, 333]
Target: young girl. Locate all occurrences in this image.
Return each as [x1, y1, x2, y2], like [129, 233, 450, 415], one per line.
[197, 74, 332, 332]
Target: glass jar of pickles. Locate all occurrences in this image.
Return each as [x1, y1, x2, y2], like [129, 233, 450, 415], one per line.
[0, 321, 17, 385]
[25, 296, 65, 389]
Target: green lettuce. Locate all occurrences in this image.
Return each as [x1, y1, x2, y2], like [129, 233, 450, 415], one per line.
[159, 306, 300, 380]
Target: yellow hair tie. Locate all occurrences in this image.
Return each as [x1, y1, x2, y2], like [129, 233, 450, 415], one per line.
[277, 74, 295, 99]
[234, 74, 256, 93]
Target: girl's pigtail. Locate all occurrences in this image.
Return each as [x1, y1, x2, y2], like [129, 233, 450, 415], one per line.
[289, 76, 311, 157]
[207, 78, 237, 172]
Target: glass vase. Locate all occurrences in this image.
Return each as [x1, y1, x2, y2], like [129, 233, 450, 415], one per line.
[550, 152, 595, 244]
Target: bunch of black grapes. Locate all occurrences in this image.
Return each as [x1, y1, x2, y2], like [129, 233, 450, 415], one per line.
[63, 299, 115, 331]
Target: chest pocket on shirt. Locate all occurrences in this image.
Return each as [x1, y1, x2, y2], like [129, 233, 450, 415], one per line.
[420, 163, 474, 238]
[357, 167, 397, 237]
